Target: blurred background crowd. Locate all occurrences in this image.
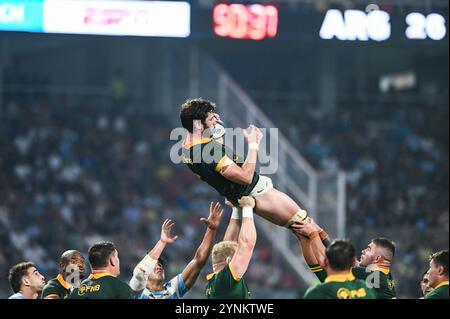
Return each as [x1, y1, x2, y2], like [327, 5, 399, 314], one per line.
[0, 0, 448, 299]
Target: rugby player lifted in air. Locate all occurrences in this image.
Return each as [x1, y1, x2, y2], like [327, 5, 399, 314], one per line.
[180, 98, 309, 230]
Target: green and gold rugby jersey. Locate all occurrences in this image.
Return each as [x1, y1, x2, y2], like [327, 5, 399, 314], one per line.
[68, 272, 132, 299]
[41, 274, 71, 299]
[304, 273, 377, 299]
[206, 263, 251, 299]
[182, 138, 259, 202]
[351, 266, 396, 299]
[310, 265, 396, 299]
[425, 281, 449, 299]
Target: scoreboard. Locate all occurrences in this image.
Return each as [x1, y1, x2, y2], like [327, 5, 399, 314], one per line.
[0, 0, 448, 44]
[212, 3, 278, 40]
[194, 3, 448, 43]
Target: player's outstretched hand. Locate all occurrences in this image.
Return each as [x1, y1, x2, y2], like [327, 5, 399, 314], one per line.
[160, 219, 178, 244]
[238, 196, 256, 208]
[243, 125, 263, 145]
[201, 202, 224, 230]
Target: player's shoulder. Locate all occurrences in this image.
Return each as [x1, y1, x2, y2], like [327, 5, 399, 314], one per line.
[42, 277, 63, 295]
[425, 285, 449, 299]
[303, 283, 327, 299]
[114, 277, 133, 296]
[352, 266, 369, 278]
[107, 276, 130, 288]
[167, 274, 182, 286]
[43, 277, 60, 288]
[207, 265, 233, 283]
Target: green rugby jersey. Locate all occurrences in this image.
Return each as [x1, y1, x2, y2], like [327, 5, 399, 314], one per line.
[41, 274, 71, 299]
[304, 273, 377, 299]
[182, 138, 259, 202]
[351, 266, 396, 299]
[206, 263, 251, 299]
[69, 272, 132, 299]
[425, 281, 449, 299]
[310, 265, 396, 299]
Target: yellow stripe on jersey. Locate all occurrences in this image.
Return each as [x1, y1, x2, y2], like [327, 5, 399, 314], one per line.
[312, 268, 324, 273]
[57, 274, 71, 290]
[206, 272, 218, 281]
[325, 272, 356, 283]
[44, 294, 60, 299]
[369, 267, 390, 275]
[183, 138, 212, 149]
[435, 281, 449, 289]
[310, 266, 322, 270]
[215, 155, 233, 172]
[88, 272, 114, 280]
[228, 262, 241, 281]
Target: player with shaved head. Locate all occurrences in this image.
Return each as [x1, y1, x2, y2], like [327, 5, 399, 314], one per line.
[42, 250, 86, 299]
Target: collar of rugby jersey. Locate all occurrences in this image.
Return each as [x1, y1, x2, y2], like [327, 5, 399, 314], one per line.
[183, 138, 212, 149]
[57, 274, 71, 290]
[325, 272, 356, 283]
[435, 281, 449, 289]
[88, 272, 114, 280]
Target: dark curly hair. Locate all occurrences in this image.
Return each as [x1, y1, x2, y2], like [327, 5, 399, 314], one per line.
[180, 98, 216, 133]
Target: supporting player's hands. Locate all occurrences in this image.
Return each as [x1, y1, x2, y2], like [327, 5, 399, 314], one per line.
[238, 196, 256, 208]
[290, 218, 320, 238]
[243, 125, 263, 145]
[160, 219, 178, 245]
[201, 202, 224, 230]
[309, 218, 323, 233]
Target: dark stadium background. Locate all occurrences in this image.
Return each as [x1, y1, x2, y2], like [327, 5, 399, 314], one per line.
[0, 0, 448, 299]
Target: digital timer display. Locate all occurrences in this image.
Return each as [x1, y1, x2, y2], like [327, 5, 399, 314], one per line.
[213, 3, 278, 40]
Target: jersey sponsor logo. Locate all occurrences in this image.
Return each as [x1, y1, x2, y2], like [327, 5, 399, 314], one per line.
[388, 279, 395, 290]
[78, 284, 101, 296]
[255, 188, 264, 194]
[337, 288, 367, 299]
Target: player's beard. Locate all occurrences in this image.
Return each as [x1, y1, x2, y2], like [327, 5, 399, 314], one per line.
[202, 122, 214, 138]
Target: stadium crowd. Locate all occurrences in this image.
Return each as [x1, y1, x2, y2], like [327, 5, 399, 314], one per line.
[0, 97, 301, 298]
[0, 80, 448, 299]
[261, 89, 449, 298]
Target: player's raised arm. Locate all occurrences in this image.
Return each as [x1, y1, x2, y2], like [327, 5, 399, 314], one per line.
[181, 202, 223, 289]
[129, 219, 178, 292]
[220, 125, 263, 185]
[223, 199, 242, 242]
[230, 196, 257, 279]
[291, 219, 326, 263]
